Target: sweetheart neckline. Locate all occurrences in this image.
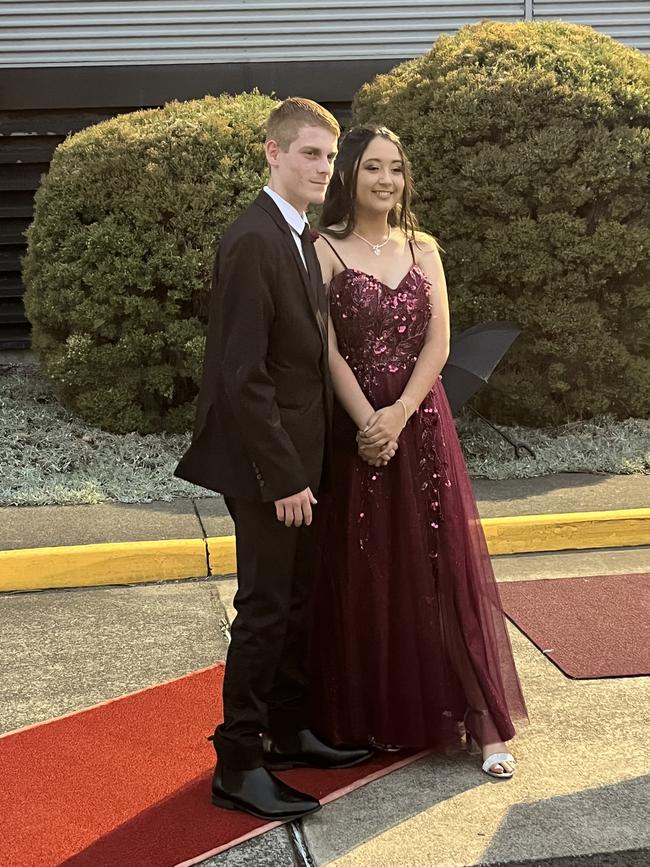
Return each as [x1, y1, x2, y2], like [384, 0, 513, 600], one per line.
[331, 263, 426, 293]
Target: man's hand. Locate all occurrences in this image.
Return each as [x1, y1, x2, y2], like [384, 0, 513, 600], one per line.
[358, 439, 399, 467]
[275, 487, 318, 527]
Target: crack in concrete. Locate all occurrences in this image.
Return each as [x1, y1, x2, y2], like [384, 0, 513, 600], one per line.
[192, 499, 213, 577]
[287, 820, 316, 867]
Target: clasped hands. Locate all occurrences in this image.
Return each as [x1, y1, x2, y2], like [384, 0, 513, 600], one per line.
[357, 402, 409, 468]
[275, 401, 409, 526]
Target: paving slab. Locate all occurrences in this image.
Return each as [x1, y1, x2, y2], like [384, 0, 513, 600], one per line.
[0, 475, 647, 555]
[196, 475, 649, 532]
[1, 541, 647, 865]
[0, 498, 203, 550]
[0, 580, 229, 734]
[304, 753, 481, 865]
[216, 577, 238, 627]
[213, 547, 650, 626]
[210, 545, 650, 865]
[485, 851, 650, 866]
[472, 473, 649, 518]
[198, 827, 296, 867]
[480, 774, 650, 865]
[196, 474, 650, 545]
[492, 545, 650, 582]
[195, 496, 235, 538]
[301, 601, 650, 867]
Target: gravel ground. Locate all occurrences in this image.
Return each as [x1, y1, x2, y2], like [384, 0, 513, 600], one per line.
[1, 363, 648, 506]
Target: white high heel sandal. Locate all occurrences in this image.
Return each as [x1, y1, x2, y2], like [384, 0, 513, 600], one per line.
[467, 734, 515, 779]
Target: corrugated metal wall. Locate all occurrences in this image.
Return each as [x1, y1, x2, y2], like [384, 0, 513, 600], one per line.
[1, 1, 526, 67]
[535, 0, 650, 51]
[2, 1, 647, 68]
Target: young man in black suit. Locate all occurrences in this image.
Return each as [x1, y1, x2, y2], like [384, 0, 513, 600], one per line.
[175, 98, 370, 821]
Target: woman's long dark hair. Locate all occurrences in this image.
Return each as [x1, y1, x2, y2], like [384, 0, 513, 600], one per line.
[319, 124, 420, 240]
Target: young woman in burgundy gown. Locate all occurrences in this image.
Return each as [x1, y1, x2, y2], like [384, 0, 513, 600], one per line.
[309, 125, 528, 778]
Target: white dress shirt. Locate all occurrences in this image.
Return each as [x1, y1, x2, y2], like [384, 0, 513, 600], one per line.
[263, 185, 309, 268]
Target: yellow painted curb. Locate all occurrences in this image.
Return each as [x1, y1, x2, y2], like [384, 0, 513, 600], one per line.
[482, 508, 650, 555]
[1, 510, 648, 593]
[0, 538, 208, 593]
[206, 536, 237, 576]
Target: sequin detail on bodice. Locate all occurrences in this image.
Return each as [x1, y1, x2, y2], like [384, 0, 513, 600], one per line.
[329, 265, 431, 388]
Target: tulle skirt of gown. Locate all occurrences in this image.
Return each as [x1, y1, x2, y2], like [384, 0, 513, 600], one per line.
[308, 374, 528, 751]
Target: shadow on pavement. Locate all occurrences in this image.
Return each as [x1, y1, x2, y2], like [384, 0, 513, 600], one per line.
[480, 773, 650, 866]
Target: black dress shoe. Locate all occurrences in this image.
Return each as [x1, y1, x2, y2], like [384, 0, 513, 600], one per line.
[263, 728, 373, 770]
[211, 764, 321, 821]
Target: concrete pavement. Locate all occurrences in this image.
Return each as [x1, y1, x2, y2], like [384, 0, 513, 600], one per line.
[1, 473, 648, 593]
[1, 544, 648, 865]
[1, 472, 649, 865]
[300, 545, 650, 867]
[2, 473, 648, 553]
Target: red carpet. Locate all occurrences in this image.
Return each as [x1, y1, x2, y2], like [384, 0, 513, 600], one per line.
[499, 572, 650, 679]
[0, 664, 426, 867]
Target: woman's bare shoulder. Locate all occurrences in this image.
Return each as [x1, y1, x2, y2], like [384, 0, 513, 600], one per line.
[412, 230, 442, 257]
[313, 232, 335, 257]
[315, 227, 349, 273]
[314, 229, 344, 280]
[316, 225, 346, 243]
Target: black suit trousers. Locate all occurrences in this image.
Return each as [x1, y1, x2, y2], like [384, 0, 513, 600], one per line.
[213, 496, 317, 769]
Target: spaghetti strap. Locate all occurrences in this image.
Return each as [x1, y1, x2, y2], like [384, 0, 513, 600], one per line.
[319, 234, 348, 269]
[408, 239, 416, 264]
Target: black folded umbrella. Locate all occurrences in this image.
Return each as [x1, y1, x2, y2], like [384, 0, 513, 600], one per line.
[441, 321, 520, 413]
[441, 321, 535, 458]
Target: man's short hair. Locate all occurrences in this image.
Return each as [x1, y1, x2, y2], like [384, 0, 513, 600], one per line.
[266, 97, 340, 150]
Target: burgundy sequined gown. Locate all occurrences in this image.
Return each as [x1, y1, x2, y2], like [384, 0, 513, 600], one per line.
[308, 248, 528, 750]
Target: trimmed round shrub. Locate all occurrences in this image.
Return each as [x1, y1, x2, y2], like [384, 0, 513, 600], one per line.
[23, 91, 277, 433]
[354, 21, 650, 425]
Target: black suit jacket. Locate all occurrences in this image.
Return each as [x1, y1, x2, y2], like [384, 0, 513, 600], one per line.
[175, 191, 331, 502]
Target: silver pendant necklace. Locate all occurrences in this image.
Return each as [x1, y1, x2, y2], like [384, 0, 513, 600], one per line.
[352, 226, 391, 256]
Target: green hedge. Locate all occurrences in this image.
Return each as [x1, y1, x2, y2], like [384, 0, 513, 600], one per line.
[354, 21, 650, 425]
[23, 91, 277, 433]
